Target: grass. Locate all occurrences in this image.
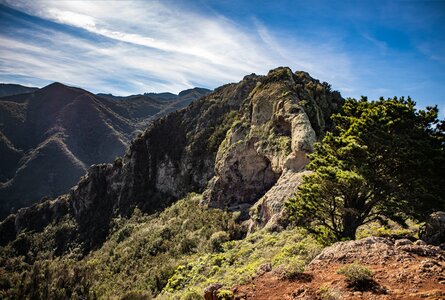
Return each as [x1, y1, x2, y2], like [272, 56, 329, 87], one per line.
[160, 227, 323, 298]
[0, 194, 241, 299]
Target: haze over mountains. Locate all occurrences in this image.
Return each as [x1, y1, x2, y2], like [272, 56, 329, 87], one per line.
[0, 83, 210, 218]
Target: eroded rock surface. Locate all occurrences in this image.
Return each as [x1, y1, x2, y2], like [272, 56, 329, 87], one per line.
[203, 67, 341, 229]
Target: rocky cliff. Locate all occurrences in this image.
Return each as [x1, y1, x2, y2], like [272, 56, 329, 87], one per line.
[0, 67, 342, 251]
[203, 68, 341, 231]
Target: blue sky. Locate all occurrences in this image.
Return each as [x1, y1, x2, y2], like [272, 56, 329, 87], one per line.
[0, 0, 444, 116]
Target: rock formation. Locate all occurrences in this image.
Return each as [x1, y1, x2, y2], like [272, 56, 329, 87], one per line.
[419, 211, 445, 246]
[0, 67, 342, 252]
[203, 68, 341, 230]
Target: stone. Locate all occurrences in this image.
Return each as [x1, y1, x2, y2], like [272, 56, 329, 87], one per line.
[202, 67, 342, 231]
[257, 263, 272, 275]
[395, 239, 413, 246]
[204, 283, 223, 300]
[0, 67, 343, 253]
[309, 236, 445, 269]
[414, 240, 427, 246]
[419, 211, 445, 246]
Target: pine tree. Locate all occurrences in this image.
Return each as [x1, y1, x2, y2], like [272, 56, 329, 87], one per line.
[287, 97, 445, 241]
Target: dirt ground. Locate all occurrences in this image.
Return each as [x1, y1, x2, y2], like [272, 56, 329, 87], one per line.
[233, 237, 445, 300]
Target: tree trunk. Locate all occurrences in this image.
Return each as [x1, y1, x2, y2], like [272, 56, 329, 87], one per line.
[341, 212, 358, 240]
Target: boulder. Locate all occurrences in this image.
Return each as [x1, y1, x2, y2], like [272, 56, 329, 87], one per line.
[419, 211, 445, 245]
[309, 236, 445, 269]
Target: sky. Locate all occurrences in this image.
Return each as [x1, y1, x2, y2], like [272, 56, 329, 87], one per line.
[0, 0, 444, 115]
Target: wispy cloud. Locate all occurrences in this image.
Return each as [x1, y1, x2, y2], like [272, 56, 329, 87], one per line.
[362, 32, 388, 55]
[0, 0, 354, 95]
[0, 0, 444, 116]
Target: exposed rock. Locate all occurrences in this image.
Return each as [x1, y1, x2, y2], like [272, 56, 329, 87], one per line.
[414, 240, 427, 246]
[0, 83, 209, 219]
[309, 236, 445, 269]
[204, 283, 223, 300]
[395, 238, 413, 246]
[203, 67, 342, 229]
[0, 73, 260, 250]
[419, 211, 445, 245]
[257, 263, 272, 275]
[248, 170, 310, 232]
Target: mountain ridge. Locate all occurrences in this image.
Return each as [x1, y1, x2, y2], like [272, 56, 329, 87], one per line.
[0, 83, 38, 97]
[0, 82, 209, 218]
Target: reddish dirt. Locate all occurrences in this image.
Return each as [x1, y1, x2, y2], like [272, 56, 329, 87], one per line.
[233, 245, 445, 299]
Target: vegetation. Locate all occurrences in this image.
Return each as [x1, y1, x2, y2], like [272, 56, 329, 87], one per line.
[1, 74, 443, 299]
[317, 286, 341, 300]
[161, 227, 322, 298]
[0, 194, 325, 299]
[0, 194, 242, 299]
[287, 97, 445, 241]
[337, 263, 374, 289]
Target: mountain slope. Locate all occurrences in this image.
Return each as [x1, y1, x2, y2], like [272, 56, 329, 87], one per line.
[0, 83, 209, 218]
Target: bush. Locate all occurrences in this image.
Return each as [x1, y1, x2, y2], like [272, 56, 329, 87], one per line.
[121, 291, 152, 300]
[210, 231, 230, 252]
[337, 263, 373, 288]
[318, 286, 340, 300]
[216, 289, 233, 300]
[281, 257, 305, 279]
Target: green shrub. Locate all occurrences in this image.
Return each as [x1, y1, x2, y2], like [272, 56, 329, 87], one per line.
[121, 291, 152, 300]
[317, 286, 340, 300]
[281, 257, 305, 279]
[216, 289, 233, 300]
[210, 231, 230, 252]
[337, 263, 373, 288]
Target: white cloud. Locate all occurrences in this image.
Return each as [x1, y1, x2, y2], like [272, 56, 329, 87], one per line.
[0, 0, 355, 95]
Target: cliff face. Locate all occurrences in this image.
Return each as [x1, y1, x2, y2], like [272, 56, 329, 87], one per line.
[1, 67, 342, 251]
[202, 68, 341, 230]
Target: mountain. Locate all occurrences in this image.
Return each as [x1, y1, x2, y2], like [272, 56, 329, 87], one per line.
[0, 83, 38, 97]
[97, 87, 212, 128]
[0, 83, 209, 218]
[0, 68, 443, 300]
[0, 67, 341, 248]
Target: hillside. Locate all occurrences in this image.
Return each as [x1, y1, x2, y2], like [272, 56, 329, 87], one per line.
[0, 67, 443, 300]
[0, 83, 209, 218]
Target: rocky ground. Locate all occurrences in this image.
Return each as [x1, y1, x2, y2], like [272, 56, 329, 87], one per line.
[232, 237, 445, 300]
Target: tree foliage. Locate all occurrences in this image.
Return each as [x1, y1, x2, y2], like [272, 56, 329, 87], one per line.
[287, 96, 445, 241]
